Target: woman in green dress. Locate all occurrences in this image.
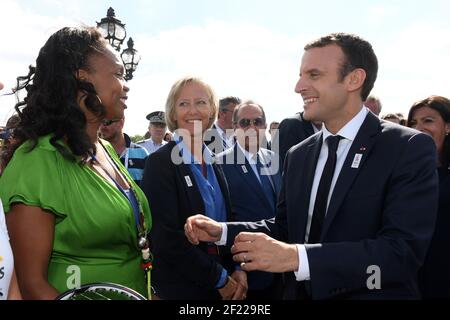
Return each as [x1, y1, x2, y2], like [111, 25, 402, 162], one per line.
[0, 27, 152, 299]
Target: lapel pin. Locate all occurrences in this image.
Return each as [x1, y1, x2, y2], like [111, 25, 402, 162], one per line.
[359, 146, 366, 152]
[184, 176, 193, 187]
[351, 153, 363, 169]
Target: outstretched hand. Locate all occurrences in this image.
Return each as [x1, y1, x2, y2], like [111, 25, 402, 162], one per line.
[184, 214, 223, 245]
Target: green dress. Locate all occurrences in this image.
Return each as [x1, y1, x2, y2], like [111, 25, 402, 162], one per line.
[0, 135, 152, 297]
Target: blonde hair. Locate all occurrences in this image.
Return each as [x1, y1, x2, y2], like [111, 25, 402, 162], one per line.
[165, 76, 218, 132]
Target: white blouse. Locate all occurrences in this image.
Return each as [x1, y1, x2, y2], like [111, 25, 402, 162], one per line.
[0, 200, 13, 300]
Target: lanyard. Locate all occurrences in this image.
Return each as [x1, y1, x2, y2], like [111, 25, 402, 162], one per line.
[90, 144, 153, 299]
[91, 152, 141, 230]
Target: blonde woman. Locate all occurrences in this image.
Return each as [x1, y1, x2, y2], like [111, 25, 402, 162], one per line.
[141, 77, 247, 300]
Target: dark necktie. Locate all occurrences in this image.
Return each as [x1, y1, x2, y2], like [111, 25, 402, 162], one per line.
[308, 135, 342, 243]
[256, 154, 276, 212]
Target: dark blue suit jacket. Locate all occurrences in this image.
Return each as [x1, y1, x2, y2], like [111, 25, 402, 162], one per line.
[141, 141, 236, 300]
[226, 112, 439, 299]
[273, 112, 315, 166]
[218, 144, 281, 222]
[217, 144, 281, 290]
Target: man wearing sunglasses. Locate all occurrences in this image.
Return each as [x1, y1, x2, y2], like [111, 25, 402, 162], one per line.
[216, 101, 282, 299]
[99, 118, 149, 185]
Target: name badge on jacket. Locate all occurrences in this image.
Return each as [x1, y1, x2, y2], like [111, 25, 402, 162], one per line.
[185, 176, 193, 187]
[351, 154, 363, 169]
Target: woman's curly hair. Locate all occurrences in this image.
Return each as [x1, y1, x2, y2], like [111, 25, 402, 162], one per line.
[2, 26, 109, 167]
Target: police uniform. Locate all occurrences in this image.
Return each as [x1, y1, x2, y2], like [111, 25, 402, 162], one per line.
[137, 111, 168, 155]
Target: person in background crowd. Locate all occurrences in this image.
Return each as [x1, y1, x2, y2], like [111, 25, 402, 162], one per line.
[217, 100, 282, 299]
[396, 112, 406, 126]
[267, 121, 279, 150]
[141, 76, 247, 300]
[185, 33, 438, 300]
[99, 117, 149, 185]
[0, 27, 152, 299]
[1, 114, 21, 170]
[163, 131, 173, 142]
[381, 113, 401, 124]
[207, 96, 241, 153]
[408, 95, 450, 299]
[274, 112, 321, 166]
[0, 80, 22, 300]
[364, 95, 382, 116]
[137, 111, 167, 155]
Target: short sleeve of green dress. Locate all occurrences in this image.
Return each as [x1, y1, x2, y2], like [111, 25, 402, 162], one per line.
[0, 135, 152, 297]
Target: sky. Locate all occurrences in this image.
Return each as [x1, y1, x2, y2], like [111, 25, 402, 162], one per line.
[1, 0, 450, 135]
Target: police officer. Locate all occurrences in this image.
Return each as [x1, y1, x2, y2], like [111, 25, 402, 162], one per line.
[138, 111, 168, 155]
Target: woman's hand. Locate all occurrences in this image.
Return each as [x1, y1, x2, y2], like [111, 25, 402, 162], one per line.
[230, 270, 248, 300]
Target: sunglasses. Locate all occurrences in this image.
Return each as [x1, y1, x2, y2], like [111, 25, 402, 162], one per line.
[101, 119, 123, 126]
[236, 117, 265, 128]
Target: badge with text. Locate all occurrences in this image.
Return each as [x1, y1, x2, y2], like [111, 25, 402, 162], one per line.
[241, 165, 248, 173]
[184, 176, 193, 187]
[351, 153, 363, 169]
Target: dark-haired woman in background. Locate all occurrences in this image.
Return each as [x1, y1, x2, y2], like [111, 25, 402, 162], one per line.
[408, 95, 450, 298]
[0, 27, 152, 299]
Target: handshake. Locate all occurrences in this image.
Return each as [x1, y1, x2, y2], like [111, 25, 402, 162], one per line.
[184, 214, 300, 297]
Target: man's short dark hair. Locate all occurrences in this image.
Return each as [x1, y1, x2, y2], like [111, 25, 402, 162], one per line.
[304, 33, 378, 101]
[219, 96, 241, 112]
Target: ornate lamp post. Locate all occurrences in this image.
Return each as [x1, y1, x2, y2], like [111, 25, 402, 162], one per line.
[97, 7, 140, 80]
[121, 38, 141, 81]
[96, 7, 127, 51]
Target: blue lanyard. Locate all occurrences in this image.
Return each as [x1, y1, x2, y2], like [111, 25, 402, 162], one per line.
[90, 153, 141, 230]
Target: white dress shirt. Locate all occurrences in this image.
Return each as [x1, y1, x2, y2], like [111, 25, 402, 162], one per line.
[137, 138, 167, 155]
[215, 122, 235, 149]
[294, 107, 369, 281]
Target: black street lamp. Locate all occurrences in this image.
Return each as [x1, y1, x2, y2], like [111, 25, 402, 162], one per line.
[96, 7, 126, 51]
[97, 7, 140, 80]
[121, 38, 141, 81]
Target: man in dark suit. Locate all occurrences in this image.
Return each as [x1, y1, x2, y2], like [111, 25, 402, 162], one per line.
[217, 100, 282, 299]
[185, 33, 439, 299]
[273, 112, 317, 165]
[205, 97, 241, 153]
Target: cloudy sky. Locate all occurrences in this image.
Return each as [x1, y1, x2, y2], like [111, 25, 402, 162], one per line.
[1, 0, 449, 135]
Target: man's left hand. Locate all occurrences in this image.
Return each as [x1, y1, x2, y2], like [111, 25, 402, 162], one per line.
[231, 232, 299, 273]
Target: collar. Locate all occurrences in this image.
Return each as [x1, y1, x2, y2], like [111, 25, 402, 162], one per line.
[150, 138, 164, 146]
[236, 141, 266, 165]
[214, 122, 233, 139]
[322, 106, 368, 143]
[124, 133, 132, 148]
